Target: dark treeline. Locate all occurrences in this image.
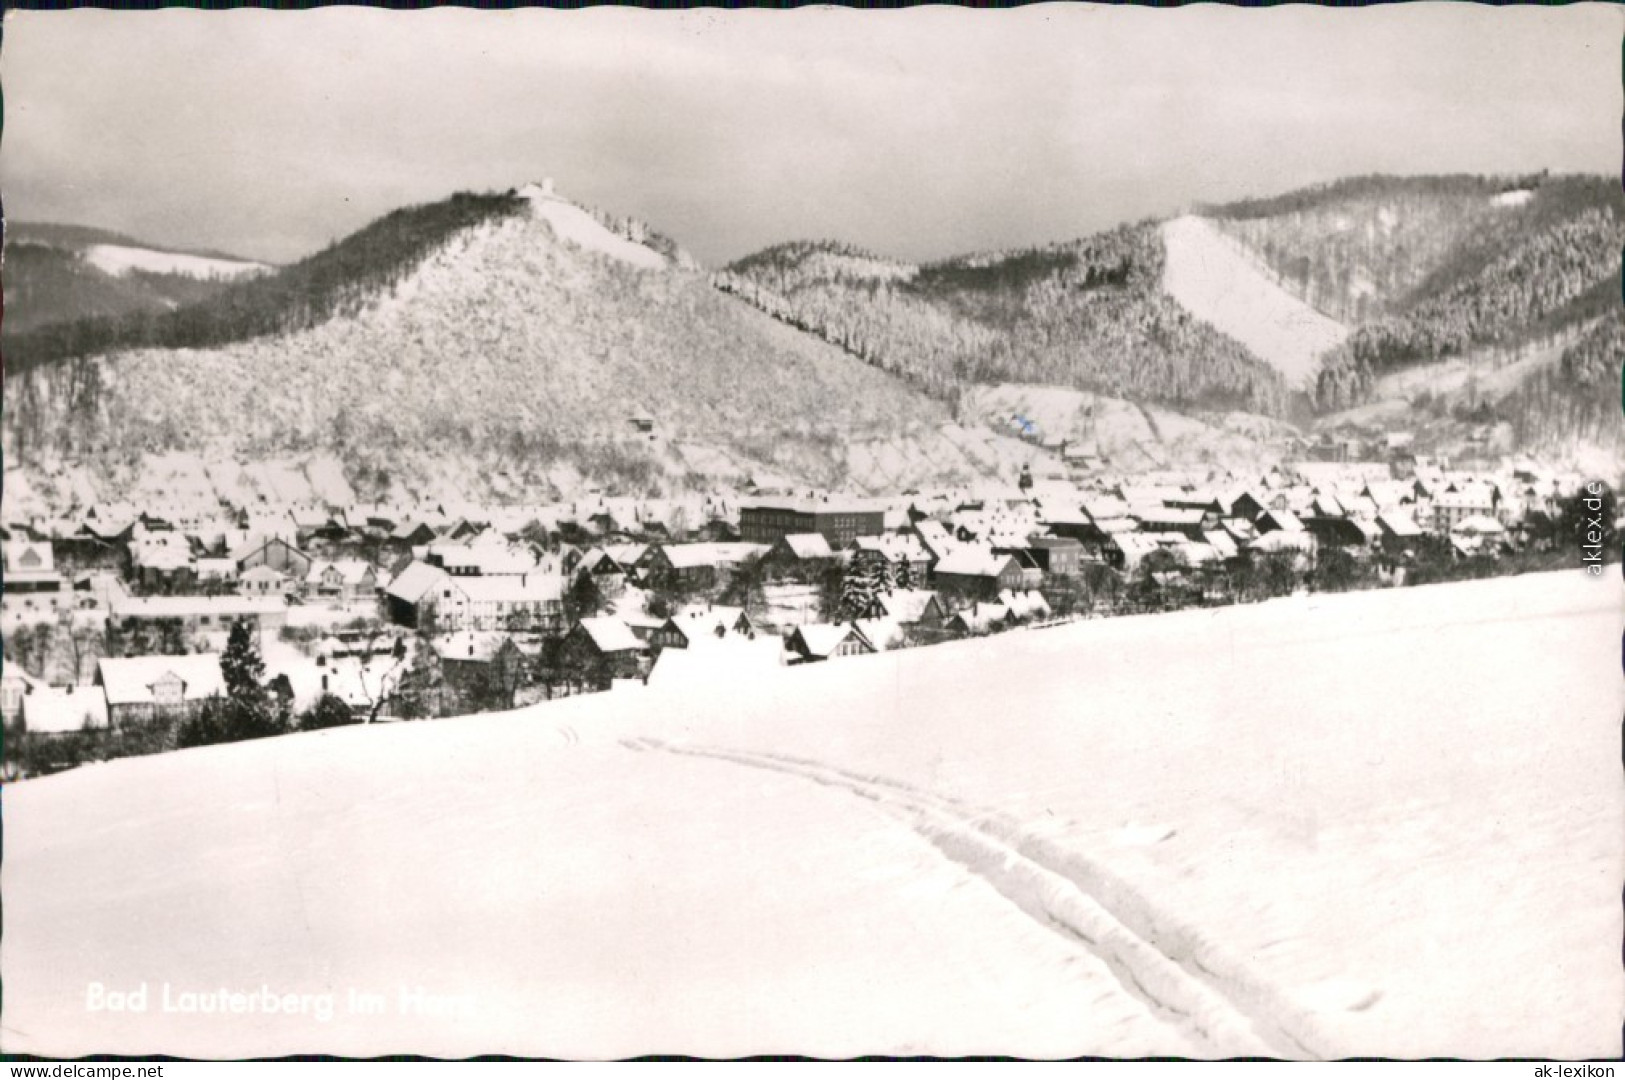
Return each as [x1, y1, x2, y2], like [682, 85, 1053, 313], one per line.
[1203, 172, 1558, 221]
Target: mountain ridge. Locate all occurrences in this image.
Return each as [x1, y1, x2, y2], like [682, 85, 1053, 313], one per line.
[5, 171, 1621, 511]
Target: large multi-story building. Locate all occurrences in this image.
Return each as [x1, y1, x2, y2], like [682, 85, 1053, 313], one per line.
[739, 499, 886, 547]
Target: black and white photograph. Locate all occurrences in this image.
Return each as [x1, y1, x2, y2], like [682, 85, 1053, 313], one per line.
[0, 3, 1621, 1062]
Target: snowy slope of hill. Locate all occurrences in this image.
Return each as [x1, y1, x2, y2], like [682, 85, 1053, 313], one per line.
[1159, 216, 1349, 390]
[5, 190, 1049, 505]
[5, 572, 1618, 1058]
[518, 182, 669, 270]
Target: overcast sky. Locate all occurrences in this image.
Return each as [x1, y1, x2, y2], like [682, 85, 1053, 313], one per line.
[3, 4, 1619, 267]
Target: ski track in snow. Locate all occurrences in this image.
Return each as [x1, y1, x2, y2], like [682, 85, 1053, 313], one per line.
[623, 737, 1335, 1060]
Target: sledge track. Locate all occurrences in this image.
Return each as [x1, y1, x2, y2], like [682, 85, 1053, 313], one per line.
[624, 737, 1339, 1060]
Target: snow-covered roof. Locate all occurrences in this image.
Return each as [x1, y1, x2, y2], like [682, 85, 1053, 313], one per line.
[852, 617, 906, 652]
[22, 687, 109, 734]
[674, 605, 749, 636]
[1452, 515, 1506, 536]
[385, 561, 452, 604]
[933, 546, 1012, 578]
[876, 589, 941, 624]
[97, 654, 225, 706]
[111, 595, 286, 620]
[1250, 530, 1314, 553]
[1201, 530, 1240, 561]
[788, 622, 866, 658]
[998, 589, 1051, 620]
[605, 543, 650, 568]
[655, 543, 767, 570]
[445, 574, 564, 604]
[1376, 512, 1423, 538]
[306, 560, 376, 586]
[778, 533, 834, 560]
[574, 617, 644, 654]
[1110, 533, 1164, 559]
[1434, 489, 1496, 510]
[949, 603, 1009, 632]
[1133, 507, 1205, 527]
[849, 533, 930, 563]
[1257, 508, 1306, 533]
[229, 534, 307, 564]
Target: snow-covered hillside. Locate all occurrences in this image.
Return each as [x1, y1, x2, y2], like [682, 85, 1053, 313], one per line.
[10, 190, 1021, 504]
[5, 572, 1618, 1058]
[1161, 216, 1349, 389]
[518, 183, 669, 270]
[83, 244, 269, 280]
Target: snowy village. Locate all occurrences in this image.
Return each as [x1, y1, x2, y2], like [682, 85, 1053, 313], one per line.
[1, 447, 1604, 780]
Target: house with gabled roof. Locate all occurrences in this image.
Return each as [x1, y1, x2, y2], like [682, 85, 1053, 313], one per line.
[1254, 508, 1306, 535]
[648, 606, 757, 651]
[2, 541, 67, 616]
[560, 617, 648, 686]
[232, 535, 313, 580]
[1104, 532, 1163, 572]
[998, 589, 1051, 623]
[96, 653, 225, 731]
[1375, 511, 1424, 555]
[674, 604, 755, 639]
[305, 560, 378, 604]
[847, 532, 932, 584]
[873, 588, 947, 628]
[946, 602, 1011, 635]
[932, 545, 1031, 599]
[382, 560, 452, 629]
[431, 573, 566, 632]
[239, 564, 293, 599]
[762, 532, 837, 577]
[637, 543, 767, 591]
[783, 622, 875, 664]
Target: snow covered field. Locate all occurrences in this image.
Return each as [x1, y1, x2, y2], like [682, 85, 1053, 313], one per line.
[83, 244, 269, 281]
[4, 571, 1619, 1058]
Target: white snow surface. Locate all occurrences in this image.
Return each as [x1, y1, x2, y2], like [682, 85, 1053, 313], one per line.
[519, 186, 668, 271]
[83, 244, 269, 281]
[3, 572, 1620, 1058]
[1160, 216, 1349, 389]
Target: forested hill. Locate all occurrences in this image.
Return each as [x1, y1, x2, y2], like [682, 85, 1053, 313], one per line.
[6, 185, 1034, 503]
[717, 174, 1622, 449]
[714, 226, 1292, 416]
[1198, 174, 1621, 411]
